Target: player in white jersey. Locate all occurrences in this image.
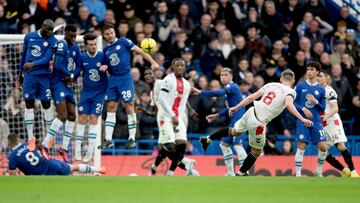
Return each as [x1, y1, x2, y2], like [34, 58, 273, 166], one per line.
[200, 70, 313, 175]
[317, 70, 359, 177]
[141, 69, 199, 176]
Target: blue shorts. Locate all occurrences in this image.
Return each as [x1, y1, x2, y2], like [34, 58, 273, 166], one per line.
[78, 91, 105, 115]
[46, 159, 71, 175]
[23, 75, 51, 101]
[296, 124, 326, 144]
[105, 73, 134, 102]
[51, 81, 75, 105]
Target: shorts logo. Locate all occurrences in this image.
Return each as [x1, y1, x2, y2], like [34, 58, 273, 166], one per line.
[31, 45, 42, 57]
[60, 92, 65, 97]
[24, 93, 29, 98]
[73, 51, 76, 56]
[43, 42, 48, 47]
[299, 134, 304, 139]
[79, 106, 83, 111]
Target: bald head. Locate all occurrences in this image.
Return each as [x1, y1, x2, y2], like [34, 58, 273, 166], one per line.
[41, 19, 55, 38]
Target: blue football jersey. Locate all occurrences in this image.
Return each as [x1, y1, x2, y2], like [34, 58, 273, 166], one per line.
[20, 30, 57, 76]
[8, 142, 48, 175]
[103, 37, 135, 76]
[201, 82, 245, 126]
[79, 51, 108, 92]
[294, 80, 326, 127]
[51, 39, 81, 83]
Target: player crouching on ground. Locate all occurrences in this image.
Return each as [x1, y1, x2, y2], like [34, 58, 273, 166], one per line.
[200, 70, 313, 176]
[7, 134, 105, 176]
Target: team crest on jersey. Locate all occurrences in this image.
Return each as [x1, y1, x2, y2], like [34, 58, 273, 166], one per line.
[109, 53, 120, 66]
[67, 58, 75, 71]
[314, 90, 319, 95]
[89, 69, 100, 81]
[31, 45, 42, 57]
[96, 62, 101, 67]
[60, 92, 65, 97]
[24, 93, 29, 98]
[43, 41, 48, 47]
[79, 106, 83, 112]
[116, 45, 121, 50]
[305, 100, 315, 108]
[299, 134, 304, 139]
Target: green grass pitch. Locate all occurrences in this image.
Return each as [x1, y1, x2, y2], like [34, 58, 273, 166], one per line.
[0, 176, 359, 203]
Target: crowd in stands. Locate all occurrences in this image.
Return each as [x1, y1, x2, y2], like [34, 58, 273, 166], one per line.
[0, 0, 360, 154]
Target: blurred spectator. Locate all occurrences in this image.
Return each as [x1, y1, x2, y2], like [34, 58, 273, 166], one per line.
[304, 17, 333, 46]
[181, 47, 201, 74]
[253, 74, 264, 91]
[123, 4, 142, 31]
[76, 5, 92, 34]
[330, 39, 351, 65]
[241, 7, 265, 36]
[197, 75, 209, 91]
[108, 0, 128, 23]
[170, 30, 191, 59]
[245, 23, 267, 57]
[97, 9, 116, 28]
[345, 29, 359, 67]
[275, 55, 288, 77]
[253, 0, 265, 17]
[304, 0, 329, 22]
[259, 59, 280, 83]
[144, 20, 155, 39]
[331, 63, 354, 120]
[356, 22, 360, 44]
[311, 41, 325, 61]
[218, 29, 235, 66]
[249, 52, 264, 75]
[233, 57, 249, 83]
[117, 20, 129, 38]
[192, 14, 216, 58]
[0, 5, 9, 34]
[217, 0, 238, 34]
[0, 0, 18, 33]
[262, 0, 284, 41]
[0, 118, 9, 152]
[280, 139, 294, 155]
[49, 0, 76, 23]
[352, 80, 360, 134]
[320, 52, 331, 72]
[270, 40, 285, 61]
[330, 20, 347, 51]
[228, 35, 250, 70]
[279, 0, 303, 26]
[200, 38, 225, 79]
[335, 6, 357, 30]
[237, 0, 255, 16]
[177, 3, 194, 36]
[340, 53, 358, 92]
[289, 50, 307, 82]
[131, 67, 150, 104]
[280, 109, 296, 137]
[138, 91, 156, 139]
[19, 0, 47, 31]
[238, 80, 250, 99]
[207, 0, 220, 25]
[244, 71, 256, 93]
[82, 0, 107, 23]
[296, 11, 313, 37]
[298, 36, 312, 60]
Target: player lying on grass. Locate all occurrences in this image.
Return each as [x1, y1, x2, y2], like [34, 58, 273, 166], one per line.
[7, 133, 105, 176]
[200, 70, 313, 176]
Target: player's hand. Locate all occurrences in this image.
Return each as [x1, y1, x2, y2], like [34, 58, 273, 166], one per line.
[171, 116, 179, 127]
[23, 62, 34, 71]
[302, 108, 313, 120]
[191, 87, 201, 95]
[189, 109, 199, 122]
[16, 75, 23, 89]
[306, 94, 318, 104]
[228, 107, 238, 117]
[151, 62, 159, 70]
[136, 106, 143, 112]
[99, 65, 108, 72]
[283, 129, 292, 137]
[49, 60, 54, 73]
[301, 118, 313, 127]
[206, 114, 218, 123]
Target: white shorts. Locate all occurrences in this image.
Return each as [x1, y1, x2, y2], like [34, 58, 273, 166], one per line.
[157, 115, 187, 144]
[324, 118, 347, 146]
[234, 107, 266, 150]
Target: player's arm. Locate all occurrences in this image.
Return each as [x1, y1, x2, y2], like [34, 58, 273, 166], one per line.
[158, 81, 176, 118]
[285, 95, 313, 127]
[72, 50, 82, 80]
[54, 43, 73, 78]
[132, 46, 159, 70]
[8, 170, 17, 176]
[186, 101, 199, 121]
[200, 89, 226, 97]
[315, 90, 326, 112]
[293, 85, 305, 111]
[229, 89, 263, 116]
[325, 91, 339, 119]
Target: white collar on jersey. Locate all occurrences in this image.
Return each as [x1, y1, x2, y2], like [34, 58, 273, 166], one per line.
[86, 51, 98, 58]
[108, 38, 118, 46]
[306, 80, 318, 86]
[12, 143, 22, 150]
[37, 30, 43, 38]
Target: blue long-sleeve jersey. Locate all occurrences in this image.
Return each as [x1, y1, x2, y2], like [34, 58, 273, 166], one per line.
[294, 80, 325, 128]
[20, 30, 57, 76]
[51, 39, 81, 83]
[201, 82, 245, 127]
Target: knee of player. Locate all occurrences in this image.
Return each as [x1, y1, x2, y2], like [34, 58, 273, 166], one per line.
[57, 112, 68, 121]
[25, 100, 35, 109]
[41, 101, 51, 109]
[89, 115, 99, 125]
[297, 142, 306, 150]
[336, 143, 346, 152]
[317, 142, 328, 152]
[106, 101, 118, 112]
[220, 141, 230, 148]
[67, 114, 76, 122]
[251, 147, 262, 156]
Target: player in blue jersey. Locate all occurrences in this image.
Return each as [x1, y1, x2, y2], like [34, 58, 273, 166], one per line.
[191, 68, 247, 176]
[75, 33, 108, 162]
[98, 25, 159, 149]
[18, 19, 57, 152]
[7, 133, 106, 176]
[40, 24, 81, 163]
[294, 61, 328, 177]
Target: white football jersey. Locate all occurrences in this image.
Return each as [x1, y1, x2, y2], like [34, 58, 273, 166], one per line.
[157, 73, 190, 119]
[150, 79, 163, 107]
[254, 82, 296, 124]
[324, 85, 340, 122]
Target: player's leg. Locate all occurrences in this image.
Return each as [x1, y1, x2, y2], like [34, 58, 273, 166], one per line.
[295, 126, 310, 177]
[23, 75, 37, 151]
[71, 164, 106, 174]
[41, 100, 54, 133]
[150, 143, 174, 175]
[325, 153, 349, 177]
[167, 139, 187, 176]
[219, 139, 235, 176]
[123, 102, 137, 149]
[336, 142, 358, 177]
[39, 75, 54, 133]
[58, 101, 76, 163]
[83, 114, 99, 162]
[75, 114, 87, 161]
[99, 100, 118, 149]
[234, 135, 247, 168]
[314, 128, 328, 177]
[237, 147, 262, 176]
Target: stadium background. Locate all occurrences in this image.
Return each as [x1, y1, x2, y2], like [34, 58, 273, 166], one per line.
[0, 0, 360, 176]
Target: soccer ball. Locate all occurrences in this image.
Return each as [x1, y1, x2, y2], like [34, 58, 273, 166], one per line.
[140, 38, 157, 54]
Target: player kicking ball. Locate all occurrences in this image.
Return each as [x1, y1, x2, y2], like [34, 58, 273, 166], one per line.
[75, 33, 108, 162]
[200, 70, 313, 176]
[7, 134, 105, 176]
[40, 24, 81, 162]
[317, 70, 359, 177]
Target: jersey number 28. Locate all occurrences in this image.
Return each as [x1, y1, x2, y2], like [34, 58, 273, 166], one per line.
[262, 91, 276, 105]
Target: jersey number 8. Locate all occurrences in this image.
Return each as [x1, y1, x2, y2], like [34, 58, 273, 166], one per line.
[262, 91, 276, 105]
[25, 152, 39, 166]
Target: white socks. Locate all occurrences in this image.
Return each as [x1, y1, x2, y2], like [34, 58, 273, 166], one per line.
[42, 118, 63, 148]
[43, 107, 54, 132]
[24, 108, 34, 139]
[234, 145, 247, 166]
[295, 148, 305, 176]
[315, 150, 327, 175]
[127, 113, 137, 140]
[61, 120, 75, 150]
[86, 124, 97, 157]
[75, 124, 85, 156]
[105, 112, 116, 141]
[78, 164, 100, 173]
[220, 144, 234, 176]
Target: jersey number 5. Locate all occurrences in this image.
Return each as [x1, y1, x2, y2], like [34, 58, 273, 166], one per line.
[262, 91, 276, 105]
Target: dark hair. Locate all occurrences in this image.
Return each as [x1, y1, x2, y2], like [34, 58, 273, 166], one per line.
[119, 20, 129, 25]
[102, 24, 115, 32]
[83, 32, 97, 45]
[7, 133, 19, 146]
[65, 24, 77, 33]
[239, 80, 249, 86]
[307, 61, 322, 72]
